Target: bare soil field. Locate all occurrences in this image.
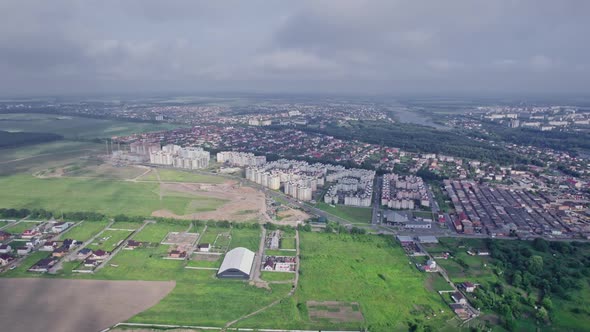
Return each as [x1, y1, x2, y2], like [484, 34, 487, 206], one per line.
[307, 301, 365, 323]
[152, 182, 265, 222]
[277, 208, 311, 225]
[0, 278, 175, 332]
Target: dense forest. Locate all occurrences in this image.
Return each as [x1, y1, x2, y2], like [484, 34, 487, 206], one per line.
[298, 121, 531, 165]
[481, 122, 590, 154]
[0, 130, 62, 148]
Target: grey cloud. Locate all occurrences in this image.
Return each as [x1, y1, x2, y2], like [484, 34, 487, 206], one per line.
[0, 0, 588, 96]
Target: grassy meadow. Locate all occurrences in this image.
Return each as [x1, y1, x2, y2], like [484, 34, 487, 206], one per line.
[237, 232, 452, 332]
[315, 202, 373, 224]
[0, 175, 226, 217]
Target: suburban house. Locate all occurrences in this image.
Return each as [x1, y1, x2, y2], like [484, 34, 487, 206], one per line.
[263, 258, 274, 271]
[17, 246, 31, 255]
[25, 238, 41, 248]
[91, 250, 109, 260]
[423, 259, 437, 272]
[29, 257, 58, 273]
[51, 222, 72, 233]
[168, 250, 186, 259]
[21, 229, 41, 239]
[477, 250, 490, 256]
[77, 248, 93, 260]
[462, 282, 476, 293]
[451, 291, 467, 304]
[125, 240, 142, 250]
[0, 231, 11, 241]
[84, 258, 100, 268]
[52, 246, 69, 258]
[62, 239, 78, 249]
[0, 244, 11, 254]
[0, 254, 14, 266]
[40, 241, 58, 252]
[197, 243, 211, 252]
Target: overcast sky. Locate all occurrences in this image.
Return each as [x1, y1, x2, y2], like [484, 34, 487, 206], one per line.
[1, 0, 589, 97]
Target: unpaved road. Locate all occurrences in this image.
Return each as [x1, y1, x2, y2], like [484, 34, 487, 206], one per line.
[0, 278, 175, 332]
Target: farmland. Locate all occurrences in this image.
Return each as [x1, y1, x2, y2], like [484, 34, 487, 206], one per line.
[0, 175, 226, 217]
[139, 168, 226, 184]
[237, 232, 451, 332]
[0, 113, 179, 139]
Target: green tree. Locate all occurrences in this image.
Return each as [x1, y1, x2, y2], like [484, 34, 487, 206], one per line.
[527, 255, 544, 274]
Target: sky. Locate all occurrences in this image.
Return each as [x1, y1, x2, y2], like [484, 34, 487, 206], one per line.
[1, 0, 589, 97]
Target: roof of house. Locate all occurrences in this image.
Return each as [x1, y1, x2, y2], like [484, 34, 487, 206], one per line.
[79, 248, 92, 254]
[94, 249, 107, 256]
[452, 291, 465, 301]
[218, 247, 255, 276]
[197, 243, 210, 248]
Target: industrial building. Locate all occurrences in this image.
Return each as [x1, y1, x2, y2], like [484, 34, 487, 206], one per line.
[217, 247, 255, 279]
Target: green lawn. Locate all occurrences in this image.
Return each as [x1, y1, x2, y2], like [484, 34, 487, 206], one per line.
[84, 235, 293, 327]
[1, 251, 51, 278]
[261, 271, 295, 282]
[0, 175, 225, 217]
[265, 249, 296, 257]
[187, 255, 223, 268]
[280, 237, 296, 250]
[315, 202, 373, 224]
[110, 221, 144, 230]
[133, 222, 189, 243]
[87, 229, 133, 251]
[228, 227, 261, 252]
[58, 220, 109, 242]
[4, 221, 42, 235]
[140, 168, 225, 184]
[237, 232, 451, 332]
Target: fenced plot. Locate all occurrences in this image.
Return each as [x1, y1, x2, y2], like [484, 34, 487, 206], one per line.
[161, 232, 199, 246]
[307, 301, 365, 323]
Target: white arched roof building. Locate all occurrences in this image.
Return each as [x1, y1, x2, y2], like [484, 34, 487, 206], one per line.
[217, 247, 255, 279]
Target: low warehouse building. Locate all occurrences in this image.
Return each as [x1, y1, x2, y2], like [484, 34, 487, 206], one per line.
[217, 247, 255, 279]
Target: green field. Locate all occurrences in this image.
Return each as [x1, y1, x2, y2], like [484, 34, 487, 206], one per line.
[261, 271, 295, 282]
[187, 255, 223, 268]
[87, 229, 133, 251]
[4, 221, 42, 235]
[0, 113, 180, 139]
[0, 175, 226, 217]
[133, 222, 189, 243]
[279, 236, 296, 250]
[237, 232, 451, 332]
[315, 202, 373, 224]
[139, 168, 225, 184]
[110, 221, 144, 230]
[228, 227, 261, 252]
[57, 220, 109, 242]
[265, 249, 297, 257]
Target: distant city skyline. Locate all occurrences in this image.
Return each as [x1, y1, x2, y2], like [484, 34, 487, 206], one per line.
[1, 1, 589, 96]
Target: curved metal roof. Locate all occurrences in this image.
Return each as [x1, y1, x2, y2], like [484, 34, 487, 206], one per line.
[218, 247, 255, 276]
